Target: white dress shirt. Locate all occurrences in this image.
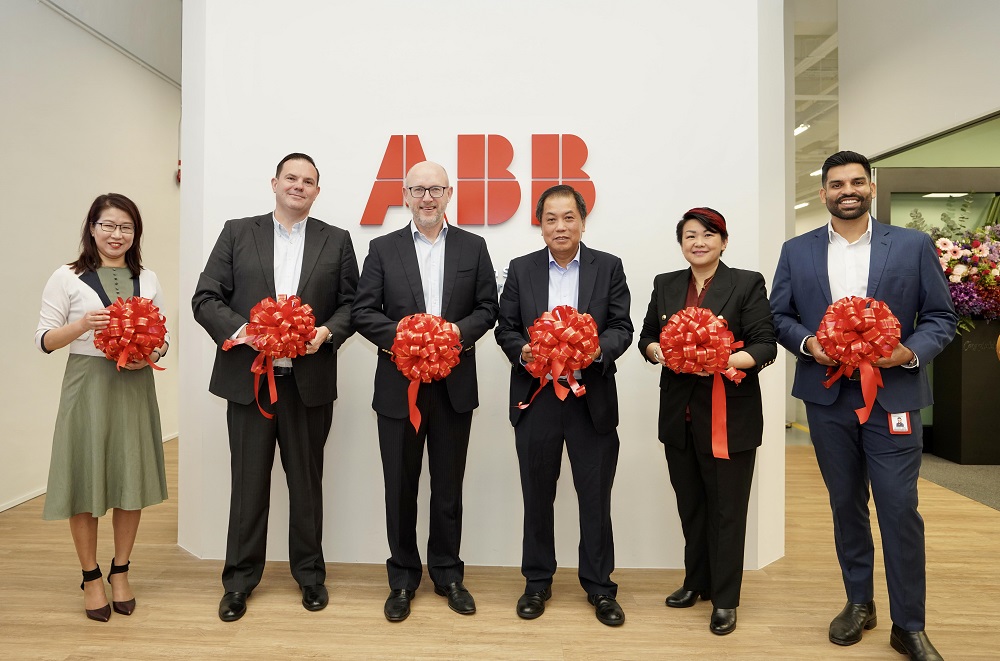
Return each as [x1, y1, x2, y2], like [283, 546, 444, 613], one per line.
[412, 220, 448, 318]
[828, 215, 872, 301]
[272, 215, 307, 367]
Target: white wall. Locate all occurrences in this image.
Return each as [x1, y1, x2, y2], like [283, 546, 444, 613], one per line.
[839, 0, 1000, 157]
[180, 0, 788, 569]
[0, 0, 180, 511]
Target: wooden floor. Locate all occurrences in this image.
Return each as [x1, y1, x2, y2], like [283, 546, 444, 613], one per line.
[1, 441, 997, 660]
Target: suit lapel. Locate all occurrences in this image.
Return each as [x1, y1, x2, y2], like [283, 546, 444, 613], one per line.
[252, 215, 276, 297]
[811, 227, 833, 304]
[867, 220, 890, 297]
[441, 225, 460, 315]
[393, 225, 426, 310]
[529, 247, 550, 319]
[701, 261, 736, 314]
[661, 269, 689, 317]
[297, 218, 328, 296]
[577, 243, 597, 312]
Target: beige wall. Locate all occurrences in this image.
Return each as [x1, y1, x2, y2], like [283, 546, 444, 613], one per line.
[0, 0, 180, 510]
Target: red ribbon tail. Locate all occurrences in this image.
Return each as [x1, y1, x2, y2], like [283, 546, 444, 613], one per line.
[711, 372, 730, 460]
[566, 373, 587, 398]
[116, 349, 129, 371]
[407, 379, 421, 432]
[253, 370, 274, 420]
[822, 364, 848, 389]
[517, 377, 549, 410]
[854, 362, 880, 425]
[145, 355, 166, 371]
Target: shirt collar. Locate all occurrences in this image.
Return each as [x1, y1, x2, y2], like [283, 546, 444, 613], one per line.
[410, 220, 448, 243]
[547, 246, 581, 268]
[272, 214, 307, 235]
[827, 214, 873, 246]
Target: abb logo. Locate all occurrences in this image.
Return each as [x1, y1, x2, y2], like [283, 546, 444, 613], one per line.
[360, 134, 595, 226]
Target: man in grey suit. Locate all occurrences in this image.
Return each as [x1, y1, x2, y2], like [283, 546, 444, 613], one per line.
[352, 161, 499, 622]
[193, 153, 358, 622]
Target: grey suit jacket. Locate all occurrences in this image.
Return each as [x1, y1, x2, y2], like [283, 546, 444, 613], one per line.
[192, 213, 358, 406]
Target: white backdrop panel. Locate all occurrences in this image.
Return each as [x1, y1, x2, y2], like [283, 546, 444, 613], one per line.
[180, 0, 786, 570]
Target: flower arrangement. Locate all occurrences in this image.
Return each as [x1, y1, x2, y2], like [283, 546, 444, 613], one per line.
[932, 225, 1000, 330]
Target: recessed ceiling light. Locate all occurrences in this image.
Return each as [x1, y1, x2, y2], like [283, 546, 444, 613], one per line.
[794, 202, 809, 210]
[793, 123, 811, 136]
[922, 193, 969, 198]
[809, 169, 822, 177]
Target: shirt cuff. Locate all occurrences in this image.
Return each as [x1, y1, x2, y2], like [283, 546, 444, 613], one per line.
[230, 323, 248, 341]
[800, 335, 815, 356]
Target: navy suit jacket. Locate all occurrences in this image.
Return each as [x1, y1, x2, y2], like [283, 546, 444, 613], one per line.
[770, 220, 957, 411]
[351, 224, 499, 419]
[495, 243, 634, 435]
[637, 262, 777, 454]
[192, 214, 358, 406]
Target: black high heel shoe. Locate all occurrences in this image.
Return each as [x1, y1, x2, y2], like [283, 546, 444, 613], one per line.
[108, 558, 136, 616]
[81, 566, 111, 622]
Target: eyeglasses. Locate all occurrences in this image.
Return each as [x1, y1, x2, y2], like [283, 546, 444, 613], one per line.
[92, 221, 135, 235]
[406, 186, 447, 198]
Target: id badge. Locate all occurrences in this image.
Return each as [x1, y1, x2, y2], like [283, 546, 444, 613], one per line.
[888, 412, 912, 435]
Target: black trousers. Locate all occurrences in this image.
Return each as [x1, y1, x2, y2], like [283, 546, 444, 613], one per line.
[377, 379, 472, 591]
[664, 424, 756, 609]
[223, 373, 332, 593]
[515, 384, 619, 597]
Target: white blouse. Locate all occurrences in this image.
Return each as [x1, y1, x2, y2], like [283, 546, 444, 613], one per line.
[35, 264, 170, 356]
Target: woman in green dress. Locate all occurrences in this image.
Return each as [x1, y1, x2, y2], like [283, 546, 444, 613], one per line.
[35, 193, 168, 622]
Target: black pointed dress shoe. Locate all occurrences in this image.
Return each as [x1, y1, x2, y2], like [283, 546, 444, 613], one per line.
[710, 607, 737, 635]
[434, 581, 476, 614]
[829, 600, 877, 645]
[301, 584, 329, 612]
[219, 591, 249, 622]
[516, 586, 552, 619]
[588, 594, 625, 627]
[665, 587, 711, 608]
[889, 625, 944, 661]
[384, 588, 414, 622]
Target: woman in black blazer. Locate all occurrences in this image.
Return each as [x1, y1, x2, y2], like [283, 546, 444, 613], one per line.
[637, 207, 776, 635]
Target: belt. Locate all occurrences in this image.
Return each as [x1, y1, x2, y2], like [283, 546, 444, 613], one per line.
[846, 370, 861, 381]
[272, 366, 293, 377]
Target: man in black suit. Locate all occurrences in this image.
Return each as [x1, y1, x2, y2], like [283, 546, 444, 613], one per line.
[352, 161, 499, 622]
[193, 153, 358, 622]
[495, 184, 633, 626]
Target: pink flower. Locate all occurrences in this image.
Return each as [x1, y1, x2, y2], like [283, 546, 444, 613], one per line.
[949, 247, 963, 258]
[936, 237, 954, 251]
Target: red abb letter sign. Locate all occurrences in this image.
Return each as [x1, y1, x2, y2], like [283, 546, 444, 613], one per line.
[360, 134, 593, 226]
[360, 135, 427, 225]
[456, 134, 520, 225]
[531, 134, 595, 225]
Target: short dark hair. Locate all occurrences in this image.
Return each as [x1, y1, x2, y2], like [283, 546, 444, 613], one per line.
[69, 193, 144, 277]
[276, 152, 320, 183]
[535, 184, 587, 222]
[676, 207, 728, 243]
[821, 150, 871, 186]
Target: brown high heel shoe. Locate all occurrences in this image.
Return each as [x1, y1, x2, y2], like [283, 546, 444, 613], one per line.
[108, 558, 136, 616]
[81, 566, 111, 622]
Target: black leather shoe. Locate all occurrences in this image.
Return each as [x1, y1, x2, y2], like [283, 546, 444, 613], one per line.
[384, 588, 414, 622]
[219, 591, 249, 622]
[889, 625, 944, 661]
[434, 581, 476, 615]
[710, 607, 737, 635]
[516, 586, 552, 619]
[829, 600, 877, 645]
[588, 594, 625, 627]
[301, 584, 328, 612]
[665, 587, 710, 608]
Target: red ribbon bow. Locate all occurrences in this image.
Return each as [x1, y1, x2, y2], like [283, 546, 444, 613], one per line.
[93, 296, 167, 371]
[660, 307, 745, 459]
[519, 305, 599, 409]
[392, 314, 462, 432]
[222, 294, 316, 419]
[816, 296, 901, 424]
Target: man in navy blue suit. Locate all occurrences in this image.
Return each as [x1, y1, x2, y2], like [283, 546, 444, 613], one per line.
[771, 151, 955, 661]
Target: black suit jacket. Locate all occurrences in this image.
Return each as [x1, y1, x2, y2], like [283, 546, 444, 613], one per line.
[351, 224, 499, 419]
[192, 214, 358, 406]
[495, 243, 634, 435]
[637, 262, 776, 454]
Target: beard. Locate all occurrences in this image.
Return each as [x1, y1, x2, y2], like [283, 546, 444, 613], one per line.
[825, 194, 871, 221]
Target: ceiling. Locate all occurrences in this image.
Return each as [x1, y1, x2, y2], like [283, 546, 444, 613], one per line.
[792, 0, 839, 216]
